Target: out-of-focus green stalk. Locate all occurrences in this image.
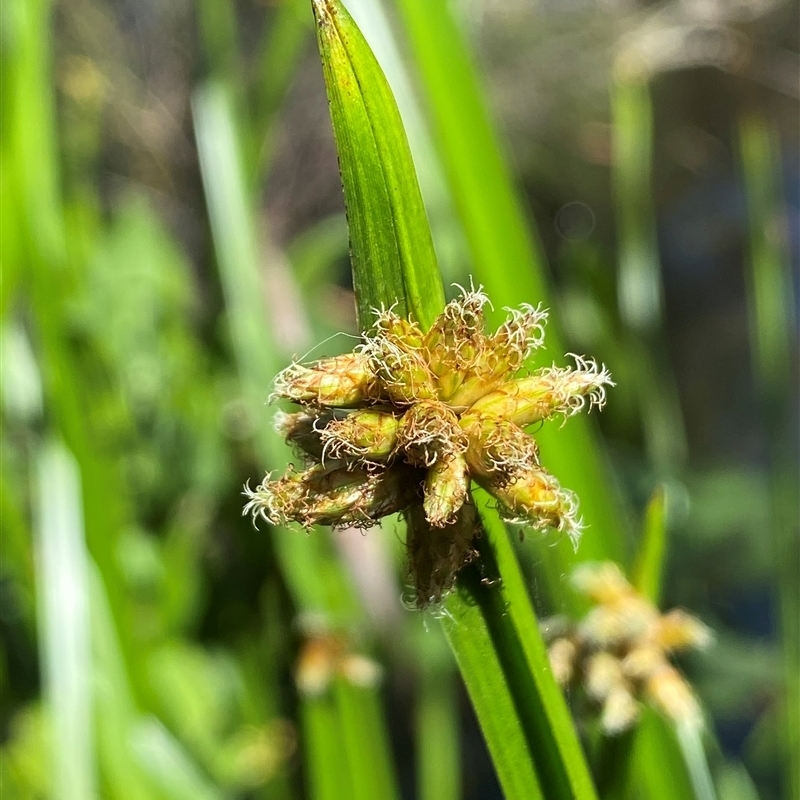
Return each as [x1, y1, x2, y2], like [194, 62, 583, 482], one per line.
[738, 116, 795, 392]
[610, 71, 687, 476]
[192, 80, 400, 800]
[197, 0, 240, 88]
[676, 724, 719, 800]
[250, 0, 312, 184]
[416, 628, 460, 800]
[633, 485, 668, 605]
[335, 681, 400, 800]
[625, 710, 696, 800]
[610, 72, 661, 334]
[88, 563, 172, 800]
[10, 0, 149, 712]
[738, 113, 799, 800]
[192, 83, 349, 614]
[302, 697, 354, 800]
[33, 442, 98, 800]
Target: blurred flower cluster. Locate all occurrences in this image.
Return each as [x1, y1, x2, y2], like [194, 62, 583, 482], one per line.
[245, 288, 612, 604]
[544, 562, 713, 734]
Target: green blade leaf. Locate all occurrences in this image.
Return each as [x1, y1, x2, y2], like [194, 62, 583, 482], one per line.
[440, 575, 545, 800]
[467, 494, 599, 800]
[393, 0, 626, 593]
[33, 441, 98, 800]
[311, 0, 444, 329]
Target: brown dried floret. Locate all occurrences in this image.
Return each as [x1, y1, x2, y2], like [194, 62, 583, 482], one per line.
[404, 500, 479, 607]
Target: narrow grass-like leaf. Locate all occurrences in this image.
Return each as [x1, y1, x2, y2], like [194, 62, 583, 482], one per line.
[33, 441, 98, 800]
[738, 114, 799, 800]
[311, 0, 444, 329]
[468, 493, 599, 800]
[302, 697, 354, 800]
[632, 485, 667, 605]
[439, 574, 544, 800]
[676, 724, 718, 800]
[416, 629, 460, 800]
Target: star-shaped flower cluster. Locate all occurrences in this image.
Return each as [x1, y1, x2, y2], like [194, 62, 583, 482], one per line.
[543, 562, 713, 734]
[244, 287, 613, 605]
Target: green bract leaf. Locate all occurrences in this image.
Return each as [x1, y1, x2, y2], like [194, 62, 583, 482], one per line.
[311, 0, 444, 330]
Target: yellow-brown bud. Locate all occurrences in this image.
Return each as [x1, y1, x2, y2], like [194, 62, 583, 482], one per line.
[397, 400, 467, 467]
[244, 464, 409, 529]
[423, 454, 469, 527]
[652, 609, 714, 653]
[364, 332, 437, 406]
[645, 664, 703, 730]
[373, 307, 426, 349]
[548, 637, 578, 686]
[461, 413, 539, 483]
[601, 686, 640, 734]
[490, 304, 547, 372]
[319, 408, 401, 463]
[273, 353, 374, 407]
[468, 357, 612, 427]
[446, 304, 548, 409]
[483, 467, 580, 542]
[424, 289, 488, 401]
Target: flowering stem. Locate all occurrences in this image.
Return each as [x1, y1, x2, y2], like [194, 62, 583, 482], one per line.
[311, 1, 601, 796]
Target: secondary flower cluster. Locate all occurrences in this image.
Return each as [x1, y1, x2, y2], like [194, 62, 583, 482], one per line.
[244, 287, 612, 604]
[543, 562, 712, 734]
[294, 619, 381, 698]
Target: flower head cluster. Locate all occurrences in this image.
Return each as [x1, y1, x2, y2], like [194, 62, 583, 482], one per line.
[244, 287, 612, 605]
[543, 561, 713, 734]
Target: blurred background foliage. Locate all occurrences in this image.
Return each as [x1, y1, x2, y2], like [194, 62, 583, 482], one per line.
[1, 0, 798, 798]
